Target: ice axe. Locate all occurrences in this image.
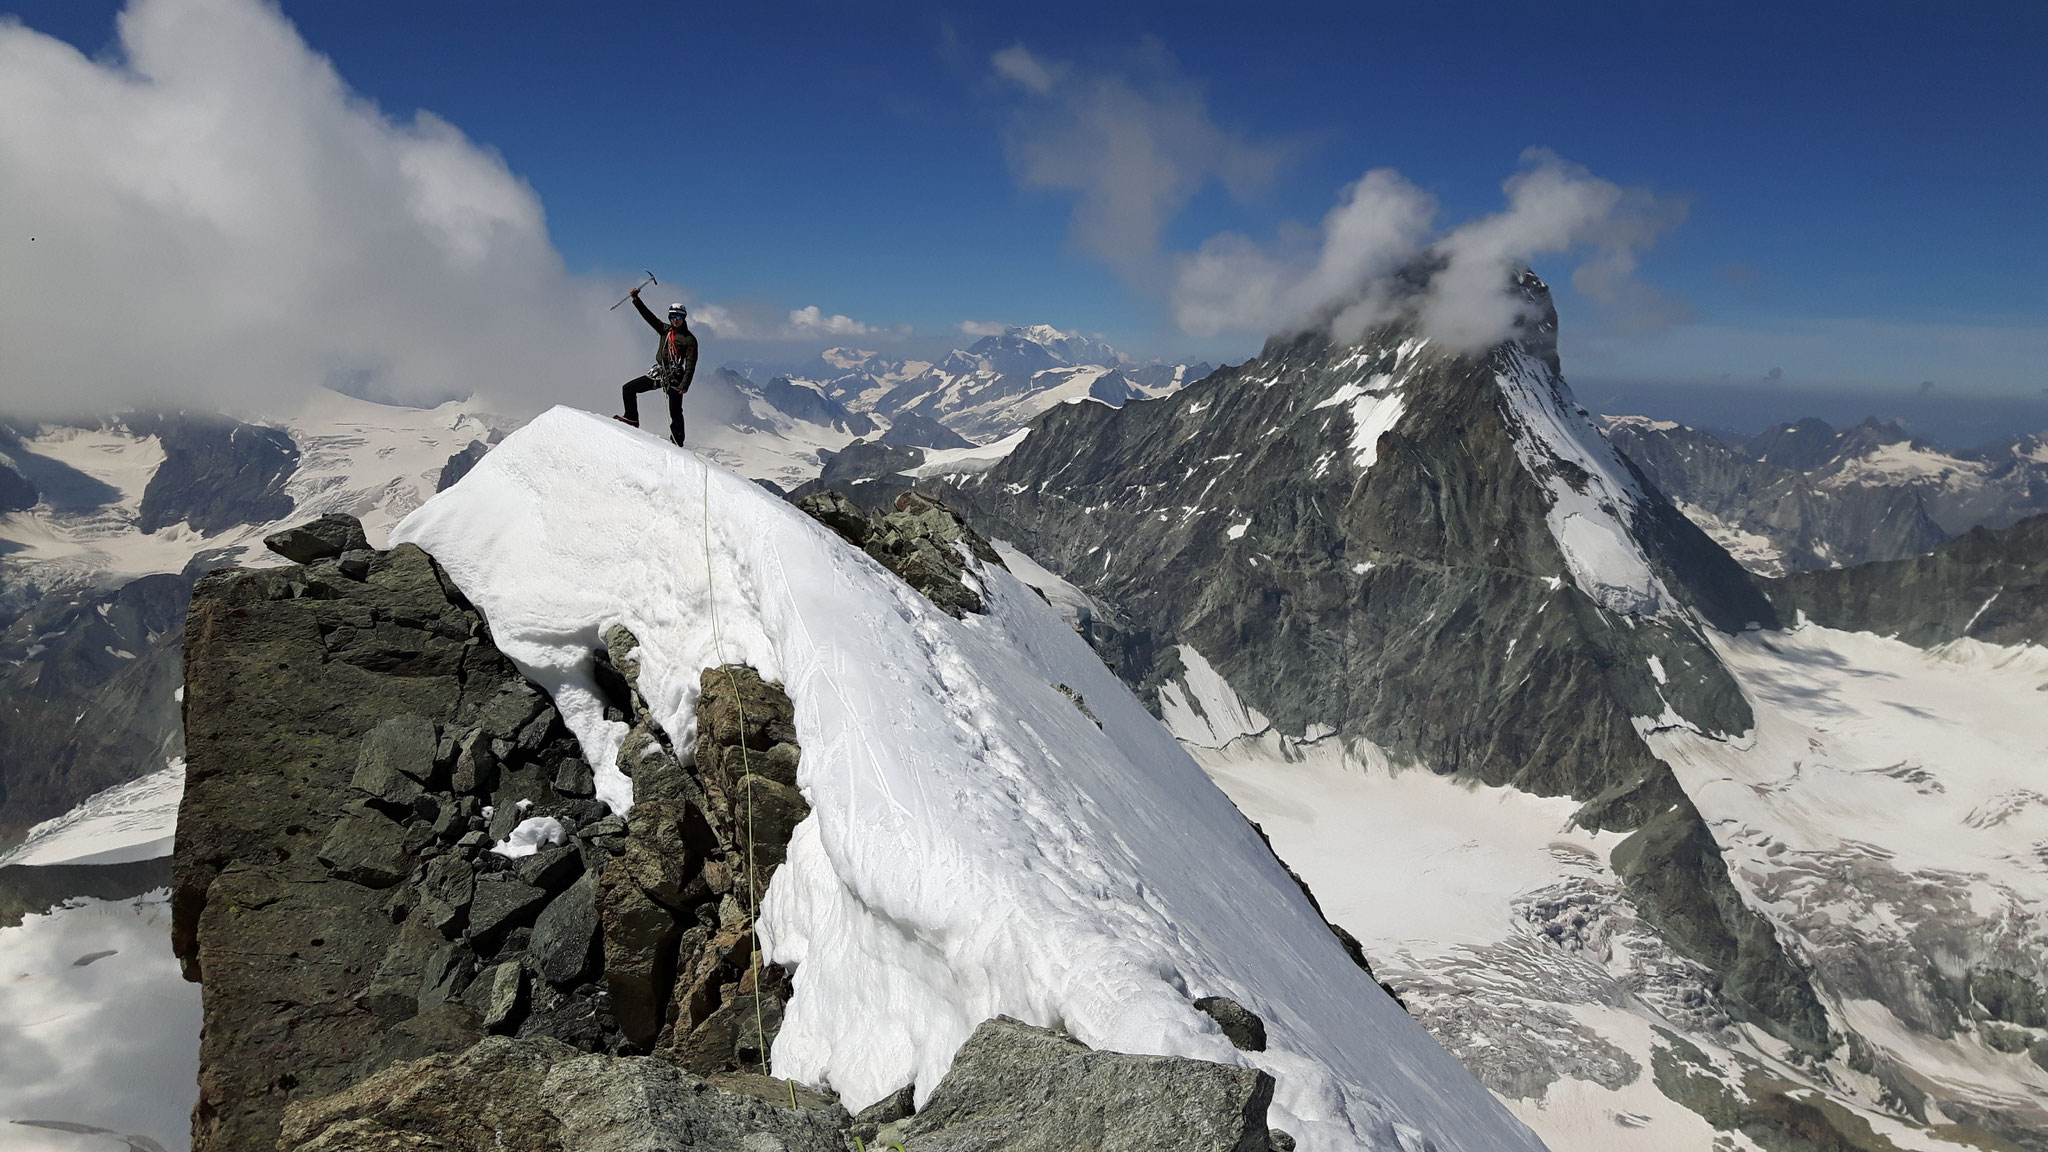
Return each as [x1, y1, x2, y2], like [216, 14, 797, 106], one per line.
[609, 269, 659, 311]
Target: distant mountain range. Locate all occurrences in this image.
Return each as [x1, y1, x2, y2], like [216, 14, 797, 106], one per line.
[748, 323, 1213, 444]
[1605, 414, 2048, 576]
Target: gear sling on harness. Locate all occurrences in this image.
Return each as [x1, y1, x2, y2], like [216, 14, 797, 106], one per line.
[623, 299, 697, 445]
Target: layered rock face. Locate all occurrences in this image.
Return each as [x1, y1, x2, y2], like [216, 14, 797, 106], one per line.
[0, 569, 189, 841]
[947, 273, 1828, 1053]
[1768, 511, 2048, 645]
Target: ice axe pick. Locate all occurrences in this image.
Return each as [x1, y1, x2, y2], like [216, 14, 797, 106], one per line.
[609, 269, 660, 311]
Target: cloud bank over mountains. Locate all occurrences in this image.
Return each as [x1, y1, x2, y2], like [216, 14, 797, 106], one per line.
[0, 0, 899, 418]
[0, 0, 629, 415]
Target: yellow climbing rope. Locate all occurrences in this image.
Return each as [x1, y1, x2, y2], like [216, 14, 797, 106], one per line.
[698, 455, 783, 1097]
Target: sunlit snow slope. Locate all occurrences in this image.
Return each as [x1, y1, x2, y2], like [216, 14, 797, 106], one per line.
[395, 407, 1548, 1152]
[0, 761, 184, 868]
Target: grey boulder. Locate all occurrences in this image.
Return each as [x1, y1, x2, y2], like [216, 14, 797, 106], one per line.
[529, 873, 601, 987]
[264, 513, 370, 563]
[279, 1036, 847, 1152]
[902, 1016, 1274, 1152]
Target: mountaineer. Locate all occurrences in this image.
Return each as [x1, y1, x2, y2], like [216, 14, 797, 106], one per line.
[619, 286, 698, 445]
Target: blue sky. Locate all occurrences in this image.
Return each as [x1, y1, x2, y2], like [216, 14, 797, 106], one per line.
[5, 0, 2044, 422]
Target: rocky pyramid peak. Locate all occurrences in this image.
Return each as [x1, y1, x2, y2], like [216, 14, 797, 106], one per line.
[946, 275, 1831, 1053]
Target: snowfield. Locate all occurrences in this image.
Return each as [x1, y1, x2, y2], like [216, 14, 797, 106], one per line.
[0, 392, 505, 589]
[1156, 619, 2048, 1152]
[0, 760, 184, 868]
[396, 406, 1547, 1152]
[1651, 625, 2048, 1134]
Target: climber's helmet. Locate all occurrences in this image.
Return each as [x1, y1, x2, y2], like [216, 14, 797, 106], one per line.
[668, 303, 687, 325]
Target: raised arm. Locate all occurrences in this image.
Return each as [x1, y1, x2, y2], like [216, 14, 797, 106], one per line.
[631, 292, 666, 334]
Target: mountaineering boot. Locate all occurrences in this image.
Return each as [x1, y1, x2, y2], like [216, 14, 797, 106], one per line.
[614, 414, 638, 427]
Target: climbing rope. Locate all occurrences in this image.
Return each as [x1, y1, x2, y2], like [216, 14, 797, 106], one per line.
[698, 455, 781, 1094]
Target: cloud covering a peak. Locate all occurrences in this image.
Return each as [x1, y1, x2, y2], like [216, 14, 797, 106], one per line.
[1171, 150, 1688, 351]
[986, 45, 1685, 354]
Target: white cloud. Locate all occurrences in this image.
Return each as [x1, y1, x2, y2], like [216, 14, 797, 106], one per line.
[686, 303, 749, 341]
[0, 0, 647, 417]
[990, 44, 1055, 94]
[1422, 150, 1686, 350]
[956, 320, 1010, 337]
[1172, 169, 1437, 341]
[690, 302, 906, 343]
[787, 305, 877, 337]
[1166, 150, 1686, 351]
[992, 43, 1288, 289]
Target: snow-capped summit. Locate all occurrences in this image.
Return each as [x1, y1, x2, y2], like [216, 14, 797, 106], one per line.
[962, 323, 1124, 375]
[394, 407, 1546, 1152]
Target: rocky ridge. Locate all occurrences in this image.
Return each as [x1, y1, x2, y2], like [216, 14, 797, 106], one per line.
[173, 511, 831, 1150]
[178, 507, 1293, 1151]
[1767, 512, 2048, 646]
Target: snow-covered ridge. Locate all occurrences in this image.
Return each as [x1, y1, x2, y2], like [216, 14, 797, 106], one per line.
[394, 407, 1545, 1152]
[1495, 345, 1675, 617]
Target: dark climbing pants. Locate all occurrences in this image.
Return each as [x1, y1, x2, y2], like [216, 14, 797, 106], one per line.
[622, 376, 685, 445]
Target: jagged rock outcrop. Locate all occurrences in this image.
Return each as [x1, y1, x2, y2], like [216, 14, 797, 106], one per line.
[263, 512, 370, 564]
[276, 1017, 1291, 1152]
[175, 519, 621, 1152]
[174, 508, 835, 1152]
[795, 489, 1003, 618]
[1767, 511, 2048, 646]
[277, 1036, 850, 1152]
[437, 441, 491, 493]
[805, 438, 924, 501]
[944, 272, 1829, 1053]
[899, 1016, 1276, 1152]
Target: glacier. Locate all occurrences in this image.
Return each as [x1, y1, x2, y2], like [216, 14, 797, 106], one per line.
[394, 406, 1547, 1152]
